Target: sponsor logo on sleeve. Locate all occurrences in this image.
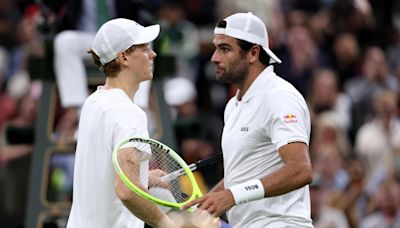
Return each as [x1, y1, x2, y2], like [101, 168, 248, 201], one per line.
[283, 114, 298, 123]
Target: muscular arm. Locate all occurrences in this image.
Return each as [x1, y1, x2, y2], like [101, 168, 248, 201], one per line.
[114, 148, 173, 227]
[182, 142, 312, 216]
[261, 142, 313, 196]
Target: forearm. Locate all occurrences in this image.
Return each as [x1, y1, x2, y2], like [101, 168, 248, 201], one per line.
[115, 179, 169, 227]
[115, 148, 172, 227]
[260, 161, 312, 197]
[209, 179, 225, 192]
[260, 142, 312, 197]
[229, 143, 312, 203]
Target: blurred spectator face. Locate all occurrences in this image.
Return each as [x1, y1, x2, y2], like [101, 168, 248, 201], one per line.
[373, 90, 398, 120]
[363, 47, 389, 81]
[308, 10, 330, 43]
[287, 10, 308, 28]
[20, 96, 37, 121]
[287, 26, 317, 72]
[333, 33, 360, 66]
[314, 144, 343, 181]
[176, 101, 198, 118]
[310, 69, 338, 112]
[16, 14, 38, 44]
[374, 181, 399, 215]
[159, 2, 185, 25]
[287, 26, 316, 57]
[346, 158, 365, 184]
[314, 113, 341, 144]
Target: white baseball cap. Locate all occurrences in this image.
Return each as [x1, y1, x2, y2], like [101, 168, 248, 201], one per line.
[92, 18, 160, 65]
[214, 12, 282, 64]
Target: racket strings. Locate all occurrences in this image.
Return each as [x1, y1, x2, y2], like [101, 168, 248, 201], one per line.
[118, 141, 193, 204]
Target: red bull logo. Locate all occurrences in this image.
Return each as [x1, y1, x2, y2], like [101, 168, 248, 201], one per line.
[283, 114, 298, 123]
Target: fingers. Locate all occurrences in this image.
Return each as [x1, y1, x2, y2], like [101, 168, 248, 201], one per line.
[181, 191, 234, 217]
[150, 169, 168, 177]
[180, 197, 201, 210]
[198, 203, 220, 218]
[181, 196, 218, 217]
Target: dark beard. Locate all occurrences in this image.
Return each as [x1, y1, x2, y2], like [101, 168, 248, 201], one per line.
[216, 61, 248, 84]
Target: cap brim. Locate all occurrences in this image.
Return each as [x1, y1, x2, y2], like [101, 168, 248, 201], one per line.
[264, 47, 282, 64]
[133, 24, 160, 45]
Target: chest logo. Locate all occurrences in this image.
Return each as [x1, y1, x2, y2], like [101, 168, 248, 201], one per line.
[241, 127, 249, 132]
[283, 114, 298, 123]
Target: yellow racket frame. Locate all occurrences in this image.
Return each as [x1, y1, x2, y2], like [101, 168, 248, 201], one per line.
[112, 137, 203, 208]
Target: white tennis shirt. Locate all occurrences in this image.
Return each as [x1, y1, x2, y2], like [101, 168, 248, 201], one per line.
[222, 66, 313, 227]
[67, 88, 149, 228]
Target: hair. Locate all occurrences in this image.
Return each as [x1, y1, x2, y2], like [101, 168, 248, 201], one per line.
[216, 20, 271, 65]
[87, 45, 136, 78]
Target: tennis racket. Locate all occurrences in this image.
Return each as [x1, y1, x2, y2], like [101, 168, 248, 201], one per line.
[112, 137, 222, 209]
[160, 153, 223, 182]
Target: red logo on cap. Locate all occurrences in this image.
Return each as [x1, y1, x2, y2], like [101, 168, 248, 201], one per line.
[283, 114, 298, 123]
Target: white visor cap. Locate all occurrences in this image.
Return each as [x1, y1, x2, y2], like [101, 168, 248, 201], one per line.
[92, 18, 160, 65]
[214, 12, 282, 64]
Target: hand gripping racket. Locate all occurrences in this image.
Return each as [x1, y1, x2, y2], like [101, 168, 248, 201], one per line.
[112, 137, 223, 209]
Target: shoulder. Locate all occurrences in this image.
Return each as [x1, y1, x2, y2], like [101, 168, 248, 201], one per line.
[89, 90, 147, 126]
[263, 76, 307, 110]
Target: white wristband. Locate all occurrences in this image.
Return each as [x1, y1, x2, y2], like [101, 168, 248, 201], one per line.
[229, 179, 265, 205]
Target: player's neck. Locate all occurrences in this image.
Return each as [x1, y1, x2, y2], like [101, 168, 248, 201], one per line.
[237, 65, 266, 99]
[104, 73, 140, 100]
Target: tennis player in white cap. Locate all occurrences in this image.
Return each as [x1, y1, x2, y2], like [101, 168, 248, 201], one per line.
[183, 12, 313, 227]
[66, 18, 178, 228]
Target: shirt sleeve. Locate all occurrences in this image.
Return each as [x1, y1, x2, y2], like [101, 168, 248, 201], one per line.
[112, 106, 150, 157]
[264, 90, 311, 151]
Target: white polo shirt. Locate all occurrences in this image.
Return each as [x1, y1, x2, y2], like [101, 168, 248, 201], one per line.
[222, 66, 313, 227]
[67, 88, 149, 228]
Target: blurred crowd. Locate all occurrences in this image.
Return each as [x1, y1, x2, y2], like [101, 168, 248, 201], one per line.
[0, 0, 400, 227]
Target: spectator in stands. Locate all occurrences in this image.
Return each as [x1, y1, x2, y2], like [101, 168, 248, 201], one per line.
[275, 25, 329, 95]
[345, 46, 399, 138]
[312, 143, 349, 192]
[355, 90, 400, 187]
[331, 33, 362, 90]
[307, 68, 352, 131]
[339, 155, 369, 227]
[359, 179, 400, 228]
[155, 0, 200, 82]
[0, 81, 41, 226]
[311, 111, 352, 159]
[310, 176, 350, 228]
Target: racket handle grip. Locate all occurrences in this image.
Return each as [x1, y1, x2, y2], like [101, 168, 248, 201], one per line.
[160, 163, 196, 182]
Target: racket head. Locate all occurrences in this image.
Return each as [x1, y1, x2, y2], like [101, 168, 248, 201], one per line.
[112, 137, 203, 208]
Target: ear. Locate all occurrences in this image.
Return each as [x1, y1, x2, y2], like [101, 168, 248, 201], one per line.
[248, 46, 260, 64]
[117, 52, 128, 65]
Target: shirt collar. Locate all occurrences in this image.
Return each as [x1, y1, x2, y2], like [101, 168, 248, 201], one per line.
[235, 65, 275, 103]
